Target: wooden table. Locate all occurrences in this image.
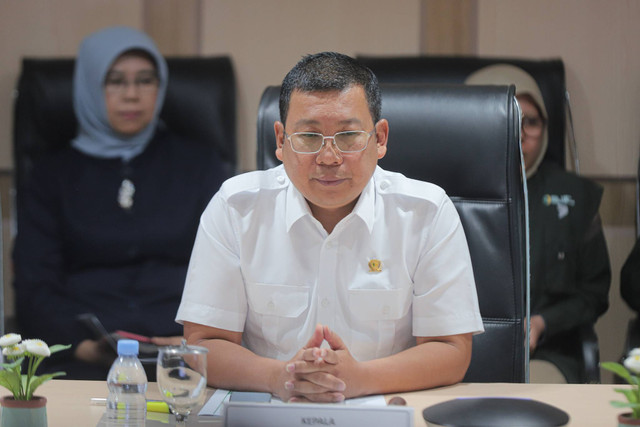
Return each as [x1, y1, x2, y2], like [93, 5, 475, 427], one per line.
[30, 380, 624, 426]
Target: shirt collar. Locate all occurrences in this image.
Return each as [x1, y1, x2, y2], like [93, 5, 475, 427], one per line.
[285, 181, 313, 232]
[284, 171, 376, 234]
[351, 175, 375, 234]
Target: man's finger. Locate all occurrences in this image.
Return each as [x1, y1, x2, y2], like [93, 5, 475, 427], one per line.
[285, 374, 345, 396]
[288, 392, 345, 404]
[301, 347, 328, 363]
[304, 324, 325, 349]
[299, 371, 346, 391]
[323, 325, 346, 350]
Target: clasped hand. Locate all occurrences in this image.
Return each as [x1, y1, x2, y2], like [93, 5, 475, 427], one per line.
[277, 324, 360, 403]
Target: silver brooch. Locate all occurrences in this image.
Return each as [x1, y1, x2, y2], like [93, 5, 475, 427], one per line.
[117, 179, 135, 210]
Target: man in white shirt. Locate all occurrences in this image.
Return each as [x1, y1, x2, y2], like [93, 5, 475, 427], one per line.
[176, 52, 483, 403]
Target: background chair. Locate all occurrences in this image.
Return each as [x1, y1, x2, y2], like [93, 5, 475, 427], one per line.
[0, 194, 4, 336]
[13, 56, 236, 215]
[357, 55, 600, 383]
[257, 83, 528, 382]
[620, 156, 640, 373]
[356, 55, 574, 171]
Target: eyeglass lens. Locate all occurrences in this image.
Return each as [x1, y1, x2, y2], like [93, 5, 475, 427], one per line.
[522, 116, 544, 135]
[289, 131, 372, 153]
[104, 71, 159, 94]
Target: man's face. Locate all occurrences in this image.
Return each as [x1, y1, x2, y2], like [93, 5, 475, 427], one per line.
[275, 85, 388, 219]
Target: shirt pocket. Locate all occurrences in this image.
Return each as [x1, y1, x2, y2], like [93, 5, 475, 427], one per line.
[347, 288, 411, 359]
[348, 288, 411, 320]
[246, 282, 310, 317]
[245, 282, 310, 347]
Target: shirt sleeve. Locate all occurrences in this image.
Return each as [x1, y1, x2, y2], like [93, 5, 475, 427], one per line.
[411, 194, 484, 337]
[175, 192, 248, 331]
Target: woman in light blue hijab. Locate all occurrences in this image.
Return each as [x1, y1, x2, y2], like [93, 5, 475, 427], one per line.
[71, 26, 168, 161]
[14, 26, 230, 380]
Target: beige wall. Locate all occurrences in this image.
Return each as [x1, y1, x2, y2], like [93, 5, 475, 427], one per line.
[477, 0, 640, 177]
[199, 0, 421, 172]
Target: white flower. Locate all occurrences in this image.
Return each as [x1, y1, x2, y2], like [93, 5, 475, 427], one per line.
[0, 333, 22, 347]
[624, 351, 640, 374]
[2, 343, 25, 357]
[23, 339, 51, 357]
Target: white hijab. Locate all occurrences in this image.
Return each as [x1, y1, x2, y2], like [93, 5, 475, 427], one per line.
[71, 26, 168, 161]
[465, 64, 548, 178]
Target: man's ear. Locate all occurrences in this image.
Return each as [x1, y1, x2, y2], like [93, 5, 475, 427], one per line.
[274, 121, 285, 161]
[375, 119, 389, 160]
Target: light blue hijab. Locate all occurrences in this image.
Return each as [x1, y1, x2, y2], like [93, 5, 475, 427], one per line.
[71, 26, 168, 161]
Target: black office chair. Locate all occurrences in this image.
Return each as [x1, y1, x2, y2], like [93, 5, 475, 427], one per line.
[12, 56, 236, 379]
[619, 156, 640, 374]
[0, 193, 4, 336]
[13, 56, 236, 214]
[357, 55, 600, 383]
[257, 83, 527, 382]
[357, 55, 574, 171]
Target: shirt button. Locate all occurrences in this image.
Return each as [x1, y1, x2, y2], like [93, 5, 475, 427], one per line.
[276, 175, 285, 184]
[380, 180, 390, 190]
[321, 298, 330, 308]
[267, 301, 275, 311]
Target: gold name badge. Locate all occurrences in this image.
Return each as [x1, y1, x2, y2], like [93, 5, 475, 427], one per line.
[368, 259, 382, 273]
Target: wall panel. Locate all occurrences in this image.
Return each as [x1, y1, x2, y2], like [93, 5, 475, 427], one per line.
[199, 0, 421, 172]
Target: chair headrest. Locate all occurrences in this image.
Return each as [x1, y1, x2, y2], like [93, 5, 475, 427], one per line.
[357, 55, 566, 168]
[257, 83, 519, 200]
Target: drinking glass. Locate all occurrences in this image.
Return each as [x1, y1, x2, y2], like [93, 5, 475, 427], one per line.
[156, 340, 208, 426]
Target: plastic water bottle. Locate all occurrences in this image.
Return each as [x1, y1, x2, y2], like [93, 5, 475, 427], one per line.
[106, 339, 148, 424]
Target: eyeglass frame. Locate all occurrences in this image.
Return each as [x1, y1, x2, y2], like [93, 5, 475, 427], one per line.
[521, 115, 546, 136]
[104, 72, 160, 95]
[284, 129, 376, 154]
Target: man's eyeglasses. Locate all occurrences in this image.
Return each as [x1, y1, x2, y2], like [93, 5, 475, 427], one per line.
[104, 72, 159, 95]
[521, 116, 545, 136]
[285, 130, 375, 154]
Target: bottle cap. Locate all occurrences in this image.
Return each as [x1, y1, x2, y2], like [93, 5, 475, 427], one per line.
[117, 339, 139, 356]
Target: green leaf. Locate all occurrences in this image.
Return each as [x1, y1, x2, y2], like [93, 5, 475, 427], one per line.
[0, 369, 22, 397]
[1, 357, 25, 370]
[25, 372, 66, 400]
[613, 388, 638, 403]
[602, 362, 632, 381]
[611, 401, 636, 408]
[48, 344, 71, 355]
[617, 388, 639, 403]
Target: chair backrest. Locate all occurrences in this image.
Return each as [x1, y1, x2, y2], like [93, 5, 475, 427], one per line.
[0, 194, 4, 336]
[357, 55, 567, 170]
[257, 83, 527, 382]
[13, 56, 236, 212]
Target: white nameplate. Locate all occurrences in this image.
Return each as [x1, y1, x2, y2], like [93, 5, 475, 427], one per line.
[223, 401, 414, 427]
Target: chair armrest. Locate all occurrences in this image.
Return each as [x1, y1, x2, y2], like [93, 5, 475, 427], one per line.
[624, 316, 640, 356]
[580, 324, 600, 383]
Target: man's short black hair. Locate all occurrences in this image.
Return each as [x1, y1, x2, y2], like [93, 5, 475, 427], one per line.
[279, 52, 381, 126]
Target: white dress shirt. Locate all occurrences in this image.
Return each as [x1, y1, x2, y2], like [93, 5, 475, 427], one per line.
[176, 165, 483, 362]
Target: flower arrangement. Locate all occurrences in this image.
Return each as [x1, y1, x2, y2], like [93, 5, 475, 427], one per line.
[601, 348, 640, 419]
[0, 333, 71, 400]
